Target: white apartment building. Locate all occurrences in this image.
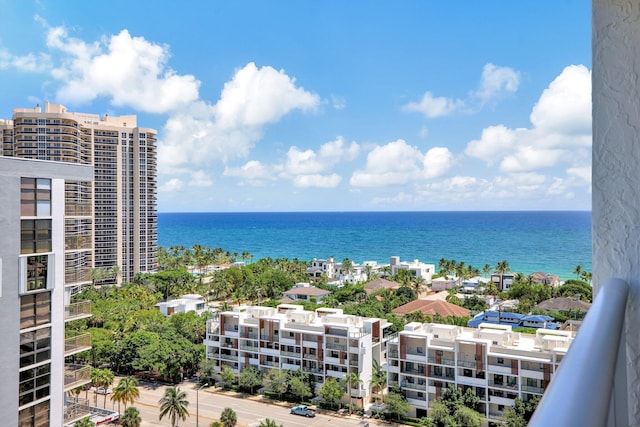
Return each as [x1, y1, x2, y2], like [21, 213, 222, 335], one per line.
[155, 294, 207, 317]
[390, 256, 435, 283]
[0, 157, 118, 426]
[204, 304, 394, 406]
[1, 102, 158, 287]
[386, 322, 572, 422]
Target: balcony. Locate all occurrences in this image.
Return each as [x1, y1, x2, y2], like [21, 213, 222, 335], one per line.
[64, 300, 91, 322]
[326, 342, 348, 352]
[65, 333, 91, 356]
[64, 398, 91, 425]
[64, 364, 92, 391]
[428, 356, 455, 366]
[400, 381, 427, 391]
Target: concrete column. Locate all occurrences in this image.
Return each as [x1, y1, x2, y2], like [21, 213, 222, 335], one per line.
[593, 1, 640, 424]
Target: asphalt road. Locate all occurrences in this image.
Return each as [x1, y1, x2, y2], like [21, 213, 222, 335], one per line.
[115, 379, 383, 427]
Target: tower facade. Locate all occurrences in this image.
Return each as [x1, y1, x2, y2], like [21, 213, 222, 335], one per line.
[1, 102, 158, 287]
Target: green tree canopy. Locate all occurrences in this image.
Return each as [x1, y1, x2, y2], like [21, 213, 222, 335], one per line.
[220, 366, 236, 389]
[385, 391, 411, 420]
[262, 368, 288, 399]
[238, 366, 262, 394]
[289, 375, 312, 403]
[318, 377, 343, 409]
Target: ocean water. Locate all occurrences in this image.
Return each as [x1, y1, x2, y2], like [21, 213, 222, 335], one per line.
[158, 211, 591, 280]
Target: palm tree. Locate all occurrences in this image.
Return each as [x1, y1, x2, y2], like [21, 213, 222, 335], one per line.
[120, 406, 142, 427]
[370, 359, 387, 395]
[581, 271, 593, 283]
[220, 407, 237, 427]
[495, 260, 510, 274]
[573, 264, 583, 279]
[159, 386, 190, 427]
[482, 264, 492, 277]
[91, 368, 114, 408]
[342, 371, 362, 414]
[112, 376, 140, 413]
[259, 419, 282, 427]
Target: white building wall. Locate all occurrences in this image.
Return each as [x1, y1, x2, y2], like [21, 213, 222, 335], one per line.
[593, 1, 640, 424]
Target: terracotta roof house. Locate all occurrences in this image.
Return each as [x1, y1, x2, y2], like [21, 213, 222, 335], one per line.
[393, 299, 470, 318]
[283, 283, 331, 303]
[364, 278, 402, 294]
[530, 272, 562, 287]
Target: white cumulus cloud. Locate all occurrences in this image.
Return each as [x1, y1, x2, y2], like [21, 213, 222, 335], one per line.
[293, 174, 342, 188]
[402, 91, 463, 118]
[465, 65, 592, 174]
[158, 178, 184, 192]
[474, 63, 520, 103]
[214, 62, 320, 129]
[351, 140, 452, 187]
[46, 26, 200, 113]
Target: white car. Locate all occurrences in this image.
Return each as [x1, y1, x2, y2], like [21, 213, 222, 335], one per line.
[94, 387, 112, 395]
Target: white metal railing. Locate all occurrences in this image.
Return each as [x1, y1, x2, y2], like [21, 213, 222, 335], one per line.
[529, 279, 629, 427]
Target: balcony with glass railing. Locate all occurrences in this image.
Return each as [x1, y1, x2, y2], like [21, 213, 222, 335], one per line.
[64, 300, 91, 322]
[64, 364, 92, 391]
[64, 333, 91, 356]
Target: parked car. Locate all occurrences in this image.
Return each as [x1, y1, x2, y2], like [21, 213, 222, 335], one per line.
[290, 405, 316, 417]
[94, 387, 112, 395]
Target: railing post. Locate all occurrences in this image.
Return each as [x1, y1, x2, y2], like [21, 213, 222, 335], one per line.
[529, 279, 628, 427]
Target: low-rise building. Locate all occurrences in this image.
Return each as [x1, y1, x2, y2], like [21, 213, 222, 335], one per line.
[155, 294, 206, 317]
[203, 304, 394, 406]
[282, 283, 331, 303]
[390, 256, 435, 283]
[491, 273, 516, 292]
[385, 322, 573, 422]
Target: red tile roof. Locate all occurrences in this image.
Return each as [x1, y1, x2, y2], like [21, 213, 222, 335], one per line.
[393, 299, 470, 317]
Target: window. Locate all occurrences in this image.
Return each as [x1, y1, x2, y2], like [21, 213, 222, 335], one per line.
[21, 220, 52, 254]
[20, 293, 51, 329]
[497, 357, 504, 365]
[21, 178, 51, 217]
[19, 364, 50, 406]
[18, 400, 49, 427]
[26, 256, 48, 291]
[20, 327, 51, 368]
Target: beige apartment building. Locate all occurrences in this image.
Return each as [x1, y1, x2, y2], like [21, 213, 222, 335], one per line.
[387, 322, 572, 422]
[0, 102, 158, 288]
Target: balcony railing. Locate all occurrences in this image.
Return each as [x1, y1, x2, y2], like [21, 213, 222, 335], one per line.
[529, 279, 629, 427]
[64, 364, 92, 390]
[64, 300, 91, 321]
[65, 333, 91, 356]
[64, 398, 91, 424]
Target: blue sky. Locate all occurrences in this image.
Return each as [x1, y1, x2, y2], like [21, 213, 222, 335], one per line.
[0, 1, 591, 212]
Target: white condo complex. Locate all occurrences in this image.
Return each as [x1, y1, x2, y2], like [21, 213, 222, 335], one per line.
[204, 304, 394, 405]
[204, 304, 573, 421]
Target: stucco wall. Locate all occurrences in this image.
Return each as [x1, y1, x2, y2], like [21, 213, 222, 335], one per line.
[593, 1, 640, 425]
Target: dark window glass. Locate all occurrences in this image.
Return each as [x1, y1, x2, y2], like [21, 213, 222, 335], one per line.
[18, 364, 50, 406]
[20, 220, 51, 254]
[20, 327, 51, 368]
[26, 255, 48, 291]
[20, 293, 51, 329]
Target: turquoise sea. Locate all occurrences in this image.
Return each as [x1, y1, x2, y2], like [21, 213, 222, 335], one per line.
[158, 211, 591, 281]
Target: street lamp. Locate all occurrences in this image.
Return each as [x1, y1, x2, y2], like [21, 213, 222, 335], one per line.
[196, 383, 208, 427]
